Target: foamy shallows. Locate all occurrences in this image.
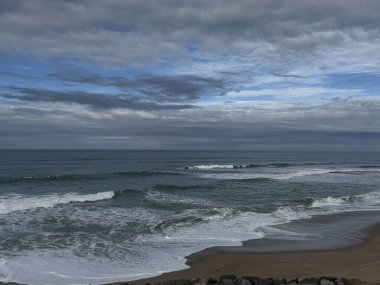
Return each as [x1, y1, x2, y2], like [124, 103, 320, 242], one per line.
[0, 191, 115, 215]
[1, 150, 380, 284]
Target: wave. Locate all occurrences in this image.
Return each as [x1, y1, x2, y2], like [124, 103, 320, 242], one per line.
[0, 191, 115, 215]
[0, 258, 13, 283]
[183, 163, 284, 170]
[199, 168, 380, 180]
[310, 196, 350, 208]
[145, 190, 211, 206]
[154, 208, 239, 232]
[184, 164, 237, 170]
[0, 171, 181, 184]
[199, 169, 333, 180]
[359, 165, 380, 168]
[3, 190, 380, 285]
[153, 184, 216, 191]
[183, 162, 333, 170]
[272, 191, 380, 222]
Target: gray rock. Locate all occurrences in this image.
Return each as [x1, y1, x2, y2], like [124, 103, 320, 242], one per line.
[299, 278, 320, 284]
[207, 278, 218, 285]
[320, 279, 335, 285]
[272, 279, 282, 285]
[238, 279, 252, 285]
[193, 279, 208, 285]
[162, 279, 191, 285]
[219, 275, 237, 285]
[220, 279, 235, 285]
[341, 279, 362, 285]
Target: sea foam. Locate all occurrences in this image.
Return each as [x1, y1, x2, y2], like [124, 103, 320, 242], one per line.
[0, 191, 115, 215]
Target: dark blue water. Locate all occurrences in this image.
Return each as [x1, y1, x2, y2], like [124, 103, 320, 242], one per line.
[1, 150, 380, 284]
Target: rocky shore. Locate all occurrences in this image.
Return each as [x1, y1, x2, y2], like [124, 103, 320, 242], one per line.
[115, 275, 374, 285]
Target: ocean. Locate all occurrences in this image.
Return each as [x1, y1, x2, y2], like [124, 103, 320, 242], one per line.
[1, 150, 380, 285]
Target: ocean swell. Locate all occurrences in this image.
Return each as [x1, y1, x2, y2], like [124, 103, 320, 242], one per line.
[0, 191, 115, 215]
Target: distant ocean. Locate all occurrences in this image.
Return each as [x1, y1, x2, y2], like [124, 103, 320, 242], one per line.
[1, 150, 380, 285]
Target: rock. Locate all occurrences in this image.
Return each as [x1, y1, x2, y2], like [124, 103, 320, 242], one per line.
[320, 279, 335, 285]
[320, 277, 337, 282]
[334, 279, 344, 285]
[238, 279, 252, 285]
[244, 276, 260, 284]
[272, 279, 282, 285]
[193, 279, 208, 285]
[220, 278, 235, 285]
[162, 279, 191, 285]
[299, 278, 320, 285]
[207, 278, 218, 285]
[219, 275, 237, 285]
[341, 279, 362, 285]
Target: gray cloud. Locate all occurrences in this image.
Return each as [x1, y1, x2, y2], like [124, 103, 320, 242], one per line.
[50, 73, 228, 102]
[2, 87, 195, 110]
[1, 98, 380, 150]
[1, 1, 380, 149]
[1, 0, 379, 69]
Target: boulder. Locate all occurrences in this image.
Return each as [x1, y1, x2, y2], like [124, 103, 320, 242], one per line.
[341, 279, 362, 285]
[334, 279, 344, 285]
[298, 277, 320, 285]
[162, 279, 192, 285]
[193, 278, 208, 285]
[238, 279, 252, 285]
[219, 274, 237, 285]
[207, 278, 218, 285]
[320, 279, 335, 285]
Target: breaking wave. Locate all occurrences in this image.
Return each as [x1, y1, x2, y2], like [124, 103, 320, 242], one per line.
[0, 191, 115, 215]
[183, 162, 331, 170]
[145, 190, 211, 206]
[199, 168, 380, 180]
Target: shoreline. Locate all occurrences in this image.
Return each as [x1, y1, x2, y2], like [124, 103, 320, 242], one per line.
[108, 211, 380, 285]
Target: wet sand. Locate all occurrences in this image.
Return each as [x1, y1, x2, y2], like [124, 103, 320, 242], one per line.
[109, 211, 380, 285]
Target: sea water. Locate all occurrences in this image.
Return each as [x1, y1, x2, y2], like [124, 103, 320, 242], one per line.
[0, 150, 380, 284]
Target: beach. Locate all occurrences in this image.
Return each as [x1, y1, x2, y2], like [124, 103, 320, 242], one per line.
[2, 150, 380, 284]
[119, 211, 380, 285]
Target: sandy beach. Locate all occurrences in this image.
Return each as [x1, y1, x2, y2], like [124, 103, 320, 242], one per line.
[110, 212, 380, 285]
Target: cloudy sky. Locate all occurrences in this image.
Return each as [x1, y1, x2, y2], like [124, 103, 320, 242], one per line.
[1, 0, 380, 150]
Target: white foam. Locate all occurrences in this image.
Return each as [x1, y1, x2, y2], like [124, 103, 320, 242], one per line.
[199, 168, 380, 180]
[356, 191, 380, 203]
[273, 206, 311, 221]
[185, 164, 235, 170]
[199, 168, 333, 180]
[5, 251, 167, 285]
[145, 190, 211, 205]
[0, 191, 115, 215]
[311, 196, 349, 208]
[0, 258, 14, 283]
[4, 190, 380, 285]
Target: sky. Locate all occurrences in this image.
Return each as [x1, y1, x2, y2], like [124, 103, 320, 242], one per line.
[1, 0, 380, 150]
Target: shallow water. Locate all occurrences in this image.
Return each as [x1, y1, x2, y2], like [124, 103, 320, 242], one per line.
[1, 150, 380, 284]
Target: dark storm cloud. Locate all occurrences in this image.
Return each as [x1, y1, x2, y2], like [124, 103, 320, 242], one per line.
[2, 87, 195, 110]
[50, 73, 228, 102]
